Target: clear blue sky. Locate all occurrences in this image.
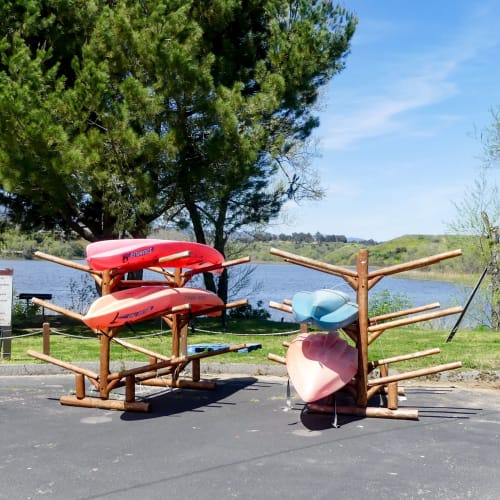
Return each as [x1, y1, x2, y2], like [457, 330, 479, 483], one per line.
[272, 0, 500, 241]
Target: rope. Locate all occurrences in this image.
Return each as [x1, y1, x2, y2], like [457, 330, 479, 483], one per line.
[0, 328, 171, 341]
[3, 325, 299, 341]
[194, 327, 301, 337]
[0, 330, 43, 340]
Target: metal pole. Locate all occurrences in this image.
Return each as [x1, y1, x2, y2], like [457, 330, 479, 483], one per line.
[446, 264, 489, 342]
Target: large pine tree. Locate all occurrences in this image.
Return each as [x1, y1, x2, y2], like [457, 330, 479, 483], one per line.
[0, 0, 357, 298]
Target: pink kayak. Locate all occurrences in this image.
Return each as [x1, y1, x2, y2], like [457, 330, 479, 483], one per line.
[83, 286, 224, 329]
[286, 331, 358, 402]
[86, 239, 224, 273]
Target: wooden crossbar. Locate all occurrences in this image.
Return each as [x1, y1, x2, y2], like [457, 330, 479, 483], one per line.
[369, 302, 441, 324]
[368, 306, 463, 332]
[368, 249, 462, 278]
[34, 251, 101, 276]
[27, 350, 99, 380]
[367, 362, 462, 387]
[269, 301, 293, 314]
[31, 298, 85, 322]
[270, 247, 358, 278]
[368, 348, 441, 370]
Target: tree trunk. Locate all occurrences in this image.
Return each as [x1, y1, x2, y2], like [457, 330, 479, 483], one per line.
[490, 225, 500, 331]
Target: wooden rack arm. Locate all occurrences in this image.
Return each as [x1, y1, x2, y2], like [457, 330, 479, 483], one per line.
[182, 256, 251, 282]
[27, 350, 99, 380]
[31, 298, 85, 322]
[368, 249, 462, 279]
[146, 266, 175, 278]
[368, 348, 441, 370]
[369, 302, 441, 324]
[270, 247, 358, 278]
[117, 279, 175, 288]
[225, 299, 248, 309]
[111, 337, 172, 361]
[367, 361, 462, 387]
[222, 256, 251, 268]
[341, 323, 360, 343]
[368, 306, 463, 332]
[171, 303, 191, 313]
[158, 250, 191, 263]
[269, 301, 293, 314]
[107, 356, 186, 381]
[34, 251, 100, 275]
[268, 353, 286, 365]
[186, 343, 247, 360]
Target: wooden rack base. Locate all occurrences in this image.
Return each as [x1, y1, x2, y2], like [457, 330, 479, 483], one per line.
[28, 250, 252, 412]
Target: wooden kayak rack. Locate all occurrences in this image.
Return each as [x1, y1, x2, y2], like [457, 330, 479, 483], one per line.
[268, 247, 464, 420]
[27, 251, 250, 412]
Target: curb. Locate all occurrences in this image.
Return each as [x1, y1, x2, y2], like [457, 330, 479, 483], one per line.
[1, 362, 499, 386]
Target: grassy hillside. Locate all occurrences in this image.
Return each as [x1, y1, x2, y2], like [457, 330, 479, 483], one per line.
[246, 234, 479, 277]
[1, 229, 482, 278]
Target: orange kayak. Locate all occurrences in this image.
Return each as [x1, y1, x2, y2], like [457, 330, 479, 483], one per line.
[83, 286, 224, 329]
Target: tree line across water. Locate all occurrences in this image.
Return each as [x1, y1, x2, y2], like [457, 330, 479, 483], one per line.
[0, 227, 480, 277]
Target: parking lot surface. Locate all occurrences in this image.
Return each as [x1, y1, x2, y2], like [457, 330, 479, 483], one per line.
[0, 374, 499, 499]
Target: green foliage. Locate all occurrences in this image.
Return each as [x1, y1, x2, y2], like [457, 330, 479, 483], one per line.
[227, 300, 271, 320]
[0, 227, 85, 258]
[0, 0, 357, 248]
[368, 289, 412, 318]
[12, 296, 40, 320]
[67, 275, 99, 314]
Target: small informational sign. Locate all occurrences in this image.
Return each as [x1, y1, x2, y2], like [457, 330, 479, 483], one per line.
[0, 268, 14, 327]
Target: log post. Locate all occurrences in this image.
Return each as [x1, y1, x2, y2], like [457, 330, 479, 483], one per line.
[180, 320, 189, 357]
[42, 322, 50, 355]
[75, 374, 86, 399]
[171, 314, 180, 358]
[125, 375, 135, 403]
[355, 249, 369, 407]
[99, 331, 111, 399]
[387, 383, 399, 410]
[192, 359, 201, 382]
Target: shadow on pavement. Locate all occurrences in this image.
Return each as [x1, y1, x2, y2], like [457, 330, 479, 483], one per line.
[120, 376, 259, 421]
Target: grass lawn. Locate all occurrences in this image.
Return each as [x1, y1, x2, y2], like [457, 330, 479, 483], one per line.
[3, 316, 499, 373]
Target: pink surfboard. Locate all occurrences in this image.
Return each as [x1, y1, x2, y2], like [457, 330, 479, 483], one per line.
[83, 286, 224, 329]
[286, 331, 358, 403]
[86, 239, 224, 273]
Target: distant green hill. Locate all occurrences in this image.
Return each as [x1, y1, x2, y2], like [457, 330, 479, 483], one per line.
[1, 228, 481, 278]
[244, 234, 480, 277]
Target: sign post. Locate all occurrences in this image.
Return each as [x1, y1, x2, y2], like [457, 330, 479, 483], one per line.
[0, 268, 14, 359]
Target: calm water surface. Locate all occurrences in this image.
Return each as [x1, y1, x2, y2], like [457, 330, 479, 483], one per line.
[1, 259, 470, 326]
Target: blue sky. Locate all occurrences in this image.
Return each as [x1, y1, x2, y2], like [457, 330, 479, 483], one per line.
[272, 0, 500, 241]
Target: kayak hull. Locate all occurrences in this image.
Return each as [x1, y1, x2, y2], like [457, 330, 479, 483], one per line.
[83, 286, 224, 329]
[286, 331, 358, 403]
[86, 239, 224, 273]
[292, 289, 358, 330]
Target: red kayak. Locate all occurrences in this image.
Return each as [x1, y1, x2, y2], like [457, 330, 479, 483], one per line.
[86, 239, 224, 273]
[286, 331, 358, 403]
[83, 286, 224, 329]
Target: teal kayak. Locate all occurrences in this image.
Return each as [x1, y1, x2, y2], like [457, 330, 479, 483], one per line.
[291, 289, 358, 330]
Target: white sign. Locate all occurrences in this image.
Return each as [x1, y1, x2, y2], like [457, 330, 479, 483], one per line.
[0, 269, 14, 327]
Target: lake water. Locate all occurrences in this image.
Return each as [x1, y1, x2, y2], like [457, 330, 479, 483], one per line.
[1, 258, 473, 326]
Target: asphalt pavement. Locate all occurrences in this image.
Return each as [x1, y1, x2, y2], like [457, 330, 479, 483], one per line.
[0, 372, 499, 500]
